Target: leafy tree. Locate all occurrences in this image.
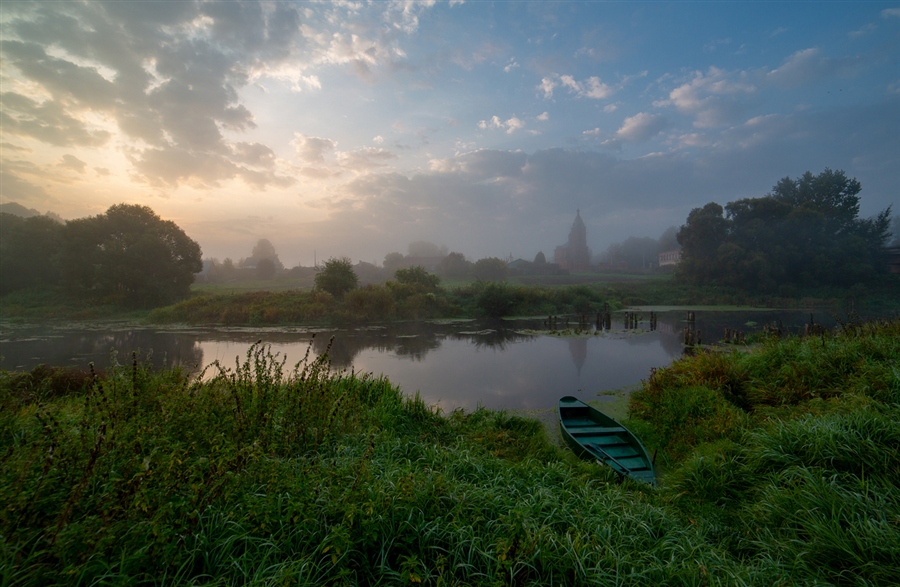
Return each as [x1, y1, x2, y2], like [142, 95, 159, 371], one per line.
[314, 257, 358, 298]
[394, 265, 441, 291]
[533, 251, 547, 264]
[437, 252, 471, 280]
[383, 252, 405, 273]
[0, 213, 64, 295]
[59, 204, 202, 306]
[676, 202, 729, 283]
[676, 170, 892, 290]
[472, 257, 508, 281]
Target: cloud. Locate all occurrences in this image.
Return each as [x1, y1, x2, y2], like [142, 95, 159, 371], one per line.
[882, 8, 900, 18]
[291, 133, 338, 164]
[336, 147, 399, 171]
[537, 77, 556, 99]
[615, 113, 669, 142]
[655, 67, 757, 128]
[0, 0, 429, 190]
[766, 47, 865, 88]
[1, 92, 112, 146]
[537, 111, 549, 121]
[556, 74, 614, 99]
[0, 169, 50, 202]
[58, 154, 87, 172]
[477, 115, 525, 134]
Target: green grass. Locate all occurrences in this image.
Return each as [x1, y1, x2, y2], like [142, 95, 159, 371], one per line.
[3, 272, 898, 324]
[2, 319, 899, 585]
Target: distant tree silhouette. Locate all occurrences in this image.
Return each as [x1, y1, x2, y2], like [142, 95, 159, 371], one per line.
[0, 213, 64, 295]
[314, 257, 358, 298]
[437, 252, 471, 280]
[472, 257, 508, 281]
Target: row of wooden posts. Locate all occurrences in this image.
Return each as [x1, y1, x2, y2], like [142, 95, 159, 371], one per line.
[543, 304, 658, 332]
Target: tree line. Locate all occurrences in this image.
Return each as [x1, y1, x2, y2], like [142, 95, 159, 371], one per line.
[0, 204, 202, 307]
[675, 169, 894, 292]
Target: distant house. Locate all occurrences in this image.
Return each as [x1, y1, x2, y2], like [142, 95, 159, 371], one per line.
[554, 210, 592, 271]
[659, 249, 682, 267]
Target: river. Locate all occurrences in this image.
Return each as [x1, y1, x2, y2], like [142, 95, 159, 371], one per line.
[0, 309, 842, 412]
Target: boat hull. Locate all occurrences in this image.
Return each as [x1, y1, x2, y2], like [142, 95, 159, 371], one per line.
[558, 395, 656, 486]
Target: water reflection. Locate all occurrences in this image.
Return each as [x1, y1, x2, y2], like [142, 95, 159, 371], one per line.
[0, 309, 856, 411]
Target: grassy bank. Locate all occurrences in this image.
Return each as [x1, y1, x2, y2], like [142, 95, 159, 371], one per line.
[2, 273, 897, 324]
[2, 319, 898, 585]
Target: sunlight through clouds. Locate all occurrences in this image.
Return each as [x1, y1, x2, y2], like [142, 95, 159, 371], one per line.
[1, 0, 896, 265]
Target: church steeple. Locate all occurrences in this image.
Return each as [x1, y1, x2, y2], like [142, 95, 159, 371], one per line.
[554, 210, 592, 271]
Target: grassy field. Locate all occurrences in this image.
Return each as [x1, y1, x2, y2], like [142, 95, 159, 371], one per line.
[2, 318, 898, 585]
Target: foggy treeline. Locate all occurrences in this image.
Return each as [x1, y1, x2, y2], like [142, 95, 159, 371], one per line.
[200, 239, 528, 285]
[597, 226, 681, 271]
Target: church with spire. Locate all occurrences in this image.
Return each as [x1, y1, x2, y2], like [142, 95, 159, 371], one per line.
[554, 210, 592, 271]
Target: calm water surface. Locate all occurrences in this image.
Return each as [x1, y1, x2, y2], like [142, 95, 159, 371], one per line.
[0, 310, 840, 411]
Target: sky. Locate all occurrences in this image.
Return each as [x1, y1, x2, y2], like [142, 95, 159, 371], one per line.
[1, 1, 898, 267]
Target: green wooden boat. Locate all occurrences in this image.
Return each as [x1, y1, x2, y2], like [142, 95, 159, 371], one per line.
[558, 396, 656, 486]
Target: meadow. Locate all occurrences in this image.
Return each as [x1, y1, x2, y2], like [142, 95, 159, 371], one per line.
[2, 317, 898, 585]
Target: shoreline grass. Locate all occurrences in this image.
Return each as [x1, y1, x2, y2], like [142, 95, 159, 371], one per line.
[2, 273, 897, 325]
[3, 318, 899, 585]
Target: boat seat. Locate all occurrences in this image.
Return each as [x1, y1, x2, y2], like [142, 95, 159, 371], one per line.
[583, 439, 632, 449]
[568, 426, 626, 434]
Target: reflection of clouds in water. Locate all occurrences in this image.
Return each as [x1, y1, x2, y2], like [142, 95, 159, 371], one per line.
[2, 320, 683, 411]
[354, 333, 678, 412]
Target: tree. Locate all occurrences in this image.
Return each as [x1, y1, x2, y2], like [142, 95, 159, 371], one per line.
[676, 170, 892, 290]
[394, 265, 441, 291]
[472, 257, 508, 281]
[0, 213, 64, 295]
[676, 202, 729, 283]
[437, 252, 471, 280]
[60, 204, 202, 306]
[246, 238, 284, 273]
[383, 252, 405, 273]
[314, 257, 358, 298]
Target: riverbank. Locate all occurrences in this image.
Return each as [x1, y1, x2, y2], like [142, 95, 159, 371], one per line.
[1, 274, 897, 324]
[2, 318, 897, 585]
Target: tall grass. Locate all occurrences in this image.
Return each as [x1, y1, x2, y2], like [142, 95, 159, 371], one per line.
[3, 319, 899, 585]
[633, 318, 900, 586]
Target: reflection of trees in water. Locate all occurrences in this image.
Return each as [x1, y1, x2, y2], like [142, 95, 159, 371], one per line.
[454, 328, 535, 352]
[306, 322, 536, 368]
[310, 328, 445, 368]
[0, 328, 205, 373]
